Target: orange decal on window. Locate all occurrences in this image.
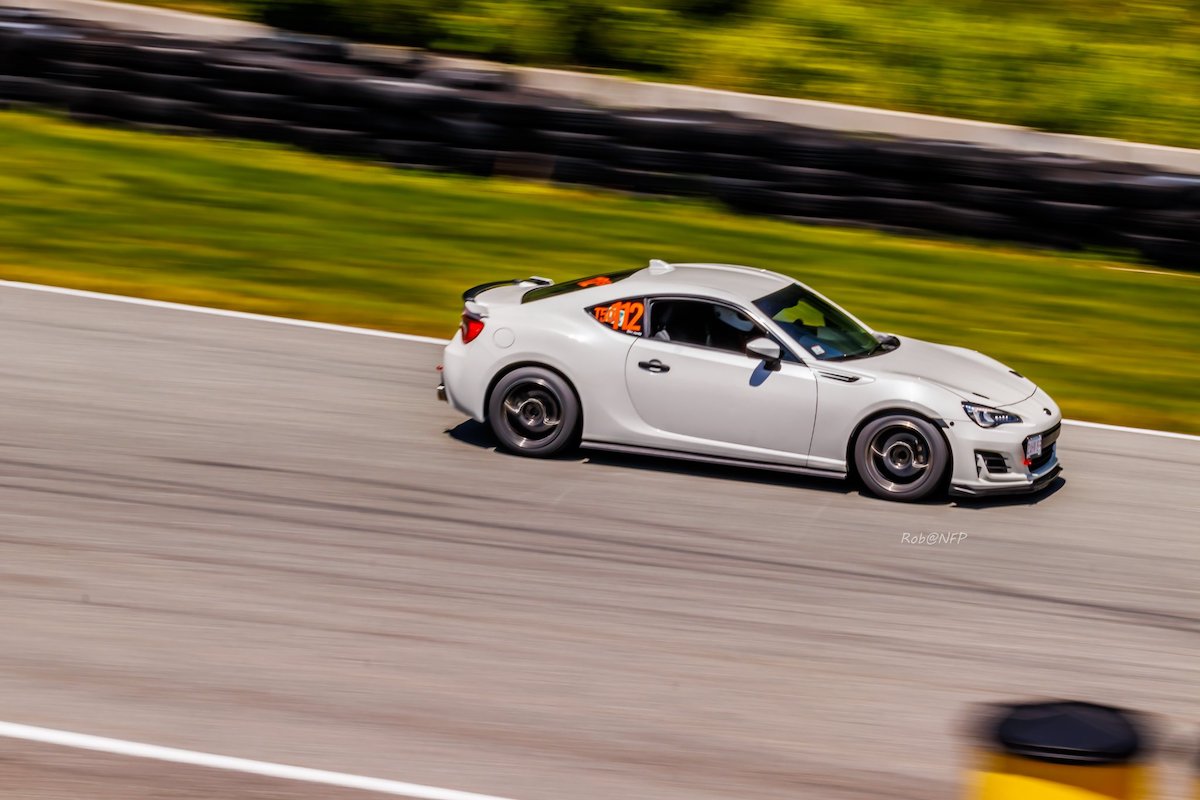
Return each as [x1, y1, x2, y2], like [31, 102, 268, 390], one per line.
[577, 276, 613, 288]
[591, 301, 644, 334]
[624, 301, 644, 332]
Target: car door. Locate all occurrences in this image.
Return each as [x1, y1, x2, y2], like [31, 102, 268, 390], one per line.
[623, 297, 818, 465]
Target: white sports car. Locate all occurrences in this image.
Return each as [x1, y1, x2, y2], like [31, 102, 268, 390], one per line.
[438, 261, 1062, 501]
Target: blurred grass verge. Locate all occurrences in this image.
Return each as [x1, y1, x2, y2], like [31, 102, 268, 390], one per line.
[122, 0, 253, 18]
[0, 110, 1196, 433]
[129, 0, 1200, 149]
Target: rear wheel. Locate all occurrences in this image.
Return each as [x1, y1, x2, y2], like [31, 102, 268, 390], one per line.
[488, 367, 580, 457]
[854, 414, 948, 501]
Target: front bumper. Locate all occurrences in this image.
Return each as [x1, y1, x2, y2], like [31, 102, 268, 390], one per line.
[946, 399, 1063, 497]
[950, 462, 1062, 497]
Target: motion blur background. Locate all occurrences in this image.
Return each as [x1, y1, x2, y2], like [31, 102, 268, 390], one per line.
[2, 0, 1198, 430]
[155, 0, 1200, 145]
[1, 1, 1198, 798]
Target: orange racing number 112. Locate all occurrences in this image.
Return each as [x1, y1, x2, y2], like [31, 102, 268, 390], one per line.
[593, 301, 644, 334]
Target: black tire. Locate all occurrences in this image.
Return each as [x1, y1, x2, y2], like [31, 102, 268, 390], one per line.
[1126, 210, 1200, 243]
[1124, 234, 1197, 271]
[207, 61, 296, 94]
[353, 79, 462, 114]
[617, 168, 706, 196]
[944, 184, 1031, 214]
[64, 86, 125, 115]
[0, 75, 69, 104]
[1, 26, 83, 68]
[207, 88, 296, 121]
[443, 147, 499, 176]
[437, 117, 504, 148]
[1120, 175, 1200, 210]
[372, 111, 446, 141]
[942, 154, 1027, 187]
[235, 34, 349, 63]
[697, 151, 767, 179]
[41, 59, 122, 89]
[771, 134, 863, 169]
[542, 130, 615, 160]
[854, 414, 949, 501]
[551, 156, 618, 188]
[282, 124, 369, 155]
[541, 104, 617, 136]
[763, 165, 860, 195]
[858, 139, 967, 181]
[488, 367, 580, 458]
[374, 139, 449, 168]
[1029, 200, 1116, 239]
[128, 45, 208, 78]
[473, 94, 548, 128]
[616, 144, 692, 173]
[295, 102, 368, 130]
[770, 191, 857, 219]
[202, 113, 294, 142]
[133, 72, 211, 102]
[418, 67, 514, 92]
[706, 176, 777, 213]
[616, 111, 769, 154]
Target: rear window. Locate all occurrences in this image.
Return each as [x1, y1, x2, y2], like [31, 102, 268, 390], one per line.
[587, 298, 645, 336]
[522, 269, 638, 303]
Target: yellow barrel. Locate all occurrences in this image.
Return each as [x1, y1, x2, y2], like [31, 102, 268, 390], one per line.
[968, 701, 1155, 800]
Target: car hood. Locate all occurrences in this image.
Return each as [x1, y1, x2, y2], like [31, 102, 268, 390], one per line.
[868, 336, 1037, 407]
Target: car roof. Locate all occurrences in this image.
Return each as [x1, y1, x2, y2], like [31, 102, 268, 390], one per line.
[619, 262, 794, 301]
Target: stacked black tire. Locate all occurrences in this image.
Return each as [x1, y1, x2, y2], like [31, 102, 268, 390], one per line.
[2, 8, 1197, 269]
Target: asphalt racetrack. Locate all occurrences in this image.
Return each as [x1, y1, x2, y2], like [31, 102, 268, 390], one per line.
[2, 284, 1198, 799]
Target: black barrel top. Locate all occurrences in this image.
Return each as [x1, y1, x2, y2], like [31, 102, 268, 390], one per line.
[989, 701, 1147, 765]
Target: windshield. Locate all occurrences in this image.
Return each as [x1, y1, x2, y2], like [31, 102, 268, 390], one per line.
[753, 284, 881, 361]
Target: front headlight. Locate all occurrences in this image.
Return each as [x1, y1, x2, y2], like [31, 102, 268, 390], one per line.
[962, 402, 1022, 428]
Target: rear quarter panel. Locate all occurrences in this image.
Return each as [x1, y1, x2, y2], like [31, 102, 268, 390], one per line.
[446, 292, 644, 437]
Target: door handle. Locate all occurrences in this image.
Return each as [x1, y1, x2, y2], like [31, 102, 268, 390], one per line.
[638, 359, 670, 373]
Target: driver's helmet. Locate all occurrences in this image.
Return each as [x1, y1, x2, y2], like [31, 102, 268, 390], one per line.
[715, 305, 755, 333]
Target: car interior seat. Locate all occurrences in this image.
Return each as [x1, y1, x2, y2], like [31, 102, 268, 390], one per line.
[666, 303, 710, 346]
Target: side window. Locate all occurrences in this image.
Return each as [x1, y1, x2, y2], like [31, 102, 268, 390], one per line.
[587, 298, 646, 336]
[647, 299, 765, 354]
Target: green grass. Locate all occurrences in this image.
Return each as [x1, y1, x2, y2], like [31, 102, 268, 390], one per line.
[132, 0, 1200, 148]
[0, 110, 1196, 432]
[121, 0, 252, 18]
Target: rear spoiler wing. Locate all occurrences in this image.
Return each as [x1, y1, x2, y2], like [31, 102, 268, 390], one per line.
[462, 276, 553, 302]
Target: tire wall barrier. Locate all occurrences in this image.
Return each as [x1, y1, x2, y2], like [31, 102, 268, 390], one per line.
[2, 8, 1197, 270]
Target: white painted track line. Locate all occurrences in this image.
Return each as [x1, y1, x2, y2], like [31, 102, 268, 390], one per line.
[1061, 419, 1200, 441]
[0, 721, 520, 800]
[1105, 265, 1200, 279]
[2, 279, 1197, 443]
[0, 280, 447, 345]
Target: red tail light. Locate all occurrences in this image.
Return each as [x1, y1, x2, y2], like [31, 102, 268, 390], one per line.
[461, 312, 485, 344]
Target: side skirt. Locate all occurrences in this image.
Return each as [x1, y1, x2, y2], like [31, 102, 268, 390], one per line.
[581, 440, 847, 480]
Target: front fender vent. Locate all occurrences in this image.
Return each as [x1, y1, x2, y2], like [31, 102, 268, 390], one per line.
[817, 372, 860, 383]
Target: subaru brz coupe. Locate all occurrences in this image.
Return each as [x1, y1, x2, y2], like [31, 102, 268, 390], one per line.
[438, 261, 1062, 501]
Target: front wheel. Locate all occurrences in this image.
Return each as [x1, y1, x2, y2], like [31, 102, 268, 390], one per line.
[487, 367, 580, 457]
[854, 414, 949, 501]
